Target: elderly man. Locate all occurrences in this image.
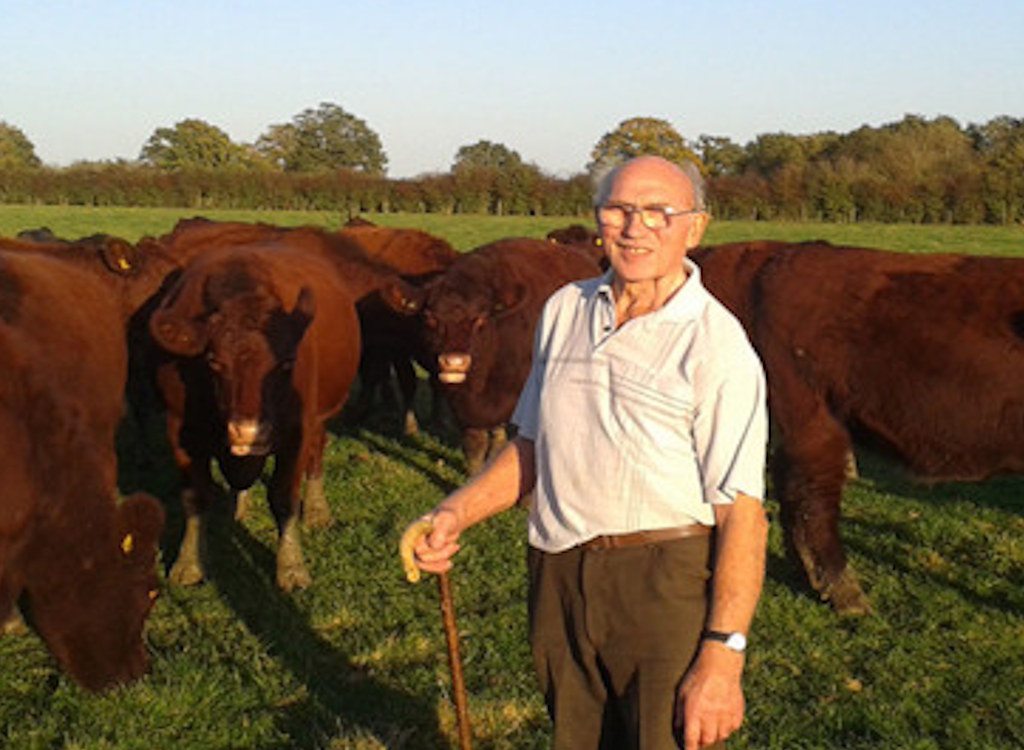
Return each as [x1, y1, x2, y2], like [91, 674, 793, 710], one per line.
[408, 155, 769, 750]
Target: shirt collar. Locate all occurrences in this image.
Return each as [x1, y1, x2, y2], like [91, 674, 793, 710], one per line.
[595, 258, 707, 324]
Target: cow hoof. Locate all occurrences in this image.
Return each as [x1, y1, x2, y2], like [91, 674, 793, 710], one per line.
[168, 559, 205, 587]
[277, 565, 312, 592]
[824, 571, 873, 616]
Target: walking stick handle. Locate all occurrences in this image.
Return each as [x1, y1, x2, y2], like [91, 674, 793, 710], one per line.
[399, 517, 435, 583]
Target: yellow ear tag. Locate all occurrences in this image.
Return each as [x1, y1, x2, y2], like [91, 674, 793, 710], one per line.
[118, 258, 131, 271]
[121, 534, 134, 554]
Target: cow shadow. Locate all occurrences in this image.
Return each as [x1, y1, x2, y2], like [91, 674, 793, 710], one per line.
[115, 413, 453, 749]
[848, 444, 1024, 517]
[191, 517, 450, 749]
[328, 393, 467, 499]
[821, 445, 1023, 617]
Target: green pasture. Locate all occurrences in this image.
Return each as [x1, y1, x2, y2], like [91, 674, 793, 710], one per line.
[1, 204, 1023, 255]
[0, 208, 1023, 749]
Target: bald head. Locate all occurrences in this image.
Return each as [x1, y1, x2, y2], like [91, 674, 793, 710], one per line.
[594, 156, 706, 212]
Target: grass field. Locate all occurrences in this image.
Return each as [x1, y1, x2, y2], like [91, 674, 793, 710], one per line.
[1, 207, 1023, 749]
[2, 204, 1024, 255]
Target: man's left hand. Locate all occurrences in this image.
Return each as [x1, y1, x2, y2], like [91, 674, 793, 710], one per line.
[673, 645, 745, 750]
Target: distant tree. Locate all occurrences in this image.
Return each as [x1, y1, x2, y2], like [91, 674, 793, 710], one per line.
[697, 135, 746, 177]
[452, 140, 523, 172]
[139, 118, 251, 170]
[0, 121, 42, 168]
[587, 117, 700, 175]
[969, 115, 1024, 224]
[257, 102, 388, 175]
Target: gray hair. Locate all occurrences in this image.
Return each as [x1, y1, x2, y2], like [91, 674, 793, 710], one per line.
[592, 158, 707, 212]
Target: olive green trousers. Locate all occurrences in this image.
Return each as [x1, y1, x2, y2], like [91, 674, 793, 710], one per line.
[528, 536, 724, 750]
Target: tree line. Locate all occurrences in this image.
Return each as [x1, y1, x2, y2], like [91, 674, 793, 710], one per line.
[1, 105, 1022, 224]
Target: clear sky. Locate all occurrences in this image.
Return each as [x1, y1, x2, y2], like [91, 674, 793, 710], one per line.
[2, 0, 1021, 178]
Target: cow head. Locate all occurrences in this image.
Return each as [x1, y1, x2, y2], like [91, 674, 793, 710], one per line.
[150, 268, 315, 457]
[23, 493, 165, 691]
[417, 278, 527, 387]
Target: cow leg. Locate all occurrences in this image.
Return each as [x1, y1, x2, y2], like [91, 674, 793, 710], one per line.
[462, 428, 489, 476]
[233, 489, 251, 521]
[773, 411, 871, 616]
[394, 356, 420, 436]
[169, 486, 208, 586]
[268, 450, 311, 592]
[301, 425, 331, 529]
[487, 425, 508, 460]
[428, 381, 454, 434]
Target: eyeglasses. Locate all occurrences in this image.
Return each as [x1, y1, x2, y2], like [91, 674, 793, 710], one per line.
[596, 203, 703, 230]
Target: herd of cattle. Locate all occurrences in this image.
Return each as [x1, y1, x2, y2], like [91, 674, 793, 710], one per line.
[1, 216, 1022, 691]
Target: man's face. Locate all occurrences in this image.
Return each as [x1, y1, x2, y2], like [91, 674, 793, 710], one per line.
[597, 159, 708, 286]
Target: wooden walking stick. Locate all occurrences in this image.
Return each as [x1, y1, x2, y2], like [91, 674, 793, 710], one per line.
[401, 519, 473, 750]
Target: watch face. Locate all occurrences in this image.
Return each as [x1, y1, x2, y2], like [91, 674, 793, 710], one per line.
[725, 632, 747, 652]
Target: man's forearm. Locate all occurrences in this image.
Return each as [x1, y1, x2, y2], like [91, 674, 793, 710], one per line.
[705, 493, 769, 634]
[439, 436, 536, 530]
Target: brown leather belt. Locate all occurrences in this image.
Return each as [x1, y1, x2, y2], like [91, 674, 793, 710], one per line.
[582, 524, 712, 551]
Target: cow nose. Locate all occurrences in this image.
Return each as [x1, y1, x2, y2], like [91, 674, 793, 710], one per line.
[228, 419, 268, 455]
[437, 352, 471, 384]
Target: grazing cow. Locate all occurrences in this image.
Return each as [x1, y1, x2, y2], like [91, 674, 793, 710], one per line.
[148, 241, 361, 591]
[338, 224, 460, 433]
[693, 240, 1024, 614]
[383, 237, 603, 474]
[0, 248, 165, 691]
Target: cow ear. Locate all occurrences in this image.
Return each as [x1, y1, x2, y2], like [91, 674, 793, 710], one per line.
[149, 276, 209, 356]
[99, 238, 139, 276]
[114, 493, 165, 568]
[380, 279, 426, 316]
[493, 282, 527, 316]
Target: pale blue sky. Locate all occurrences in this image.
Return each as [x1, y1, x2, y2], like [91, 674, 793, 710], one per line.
[2, 0, 1021, 177]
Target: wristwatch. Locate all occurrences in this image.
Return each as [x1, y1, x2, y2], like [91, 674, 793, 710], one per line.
[702, 630, 747, 653]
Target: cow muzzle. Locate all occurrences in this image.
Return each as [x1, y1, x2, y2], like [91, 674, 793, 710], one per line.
[227, 419, 271, 456]
[437, 352, 471, 385]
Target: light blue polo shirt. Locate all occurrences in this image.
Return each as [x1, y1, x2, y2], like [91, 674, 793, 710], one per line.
[512, 259, 768, 553]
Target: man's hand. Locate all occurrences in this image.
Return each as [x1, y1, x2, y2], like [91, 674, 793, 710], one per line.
[409, 507, 462, 576]
[673, 645, 745, 749]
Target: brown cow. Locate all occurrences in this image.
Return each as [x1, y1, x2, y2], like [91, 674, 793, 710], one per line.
[0, 248, 164, 691]
[546, 223, 608, 270]
[338, 224, 459, 434]
[693, 240, 1024, 614]
[148, 241, 361, 591]
[383, 237, 603, 474]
